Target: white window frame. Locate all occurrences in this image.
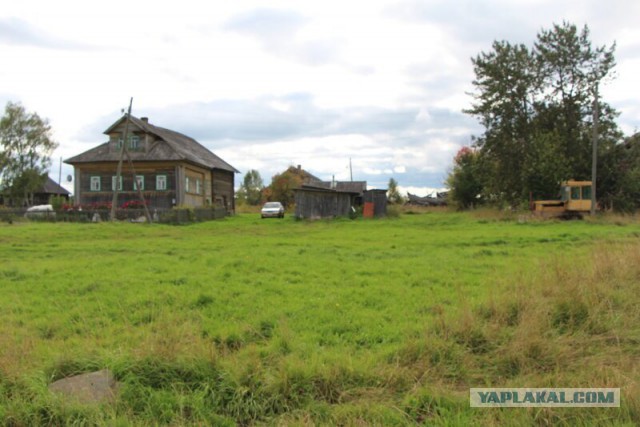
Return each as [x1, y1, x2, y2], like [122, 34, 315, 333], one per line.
[111, 176, 123, 191]
[134, 175, 144, 191]
[196, 178, 201, 194]
[129, 135, 140, 150]
[90, 176, 101, 192]
[185, 176, 190, 193]
[156, 174, 167, 191]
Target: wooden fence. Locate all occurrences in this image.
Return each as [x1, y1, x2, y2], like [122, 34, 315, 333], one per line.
[0, 207, 228, 225]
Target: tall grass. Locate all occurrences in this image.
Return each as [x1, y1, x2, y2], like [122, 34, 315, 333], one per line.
[403, 240, 640, 425]
[0, 212, 638, 425]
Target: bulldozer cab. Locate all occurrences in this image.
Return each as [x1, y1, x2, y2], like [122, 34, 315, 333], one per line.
[563, 180, 592, 212]
[534, 180, 592, 218]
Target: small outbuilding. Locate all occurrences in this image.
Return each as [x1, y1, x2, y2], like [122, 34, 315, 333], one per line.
[362, 189, 387, 218]
[294, 184, 388, 220]
[293, 185, 359, 220]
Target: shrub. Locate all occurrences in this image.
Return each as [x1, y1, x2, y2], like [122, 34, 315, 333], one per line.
[386, 204, 401, 218]
[49, 195, 66, 211]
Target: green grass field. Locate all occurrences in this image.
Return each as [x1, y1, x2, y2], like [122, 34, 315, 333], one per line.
[1, 211, 639, 425]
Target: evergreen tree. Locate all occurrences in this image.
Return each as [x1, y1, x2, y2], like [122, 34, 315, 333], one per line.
[465, 22, 619, 206]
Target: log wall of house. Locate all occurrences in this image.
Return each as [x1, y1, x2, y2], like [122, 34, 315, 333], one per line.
[181, 165, 208, 207]
[76, 162, 177, 209]
[212, 169, 235, 212]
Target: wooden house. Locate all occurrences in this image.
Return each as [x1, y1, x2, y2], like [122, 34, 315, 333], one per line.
[33, 177, 71, 205]
[65, 115, 238, 212]
[286, 165, 322, 184]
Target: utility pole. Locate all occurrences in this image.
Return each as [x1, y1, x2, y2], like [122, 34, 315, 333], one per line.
[111, 98, 133, 221]
[591, 86, 599, 216]
[58, 156, 62, 187]
[349, 157, 353, 181]
[109, 98, 153, 223]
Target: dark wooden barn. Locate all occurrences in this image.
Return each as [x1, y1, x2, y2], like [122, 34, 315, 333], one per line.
[293, 185, 359, 219]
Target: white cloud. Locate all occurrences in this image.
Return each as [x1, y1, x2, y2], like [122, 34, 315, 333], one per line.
[393, 166, 406, 174]
[399, 185, 448, 197]
[0, 0, 636, 193]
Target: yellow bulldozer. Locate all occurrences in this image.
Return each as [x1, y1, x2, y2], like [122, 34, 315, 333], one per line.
[533, 180, 593, 219]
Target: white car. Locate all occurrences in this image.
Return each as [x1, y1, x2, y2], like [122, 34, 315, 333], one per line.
[261, 202, 285, 218]
[24, 204, 56, 219]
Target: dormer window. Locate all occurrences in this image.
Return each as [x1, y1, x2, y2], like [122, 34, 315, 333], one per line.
[129, 135, 140, 150]
[114, 134, 141, 151]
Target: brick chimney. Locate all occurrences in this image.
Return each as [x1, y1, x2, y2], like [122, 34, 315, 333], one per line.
[141, 117, 149, 123]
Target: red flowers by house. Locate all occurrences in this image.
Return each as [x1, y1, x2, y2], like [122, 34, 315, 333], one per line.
[120, 200, 148, 209]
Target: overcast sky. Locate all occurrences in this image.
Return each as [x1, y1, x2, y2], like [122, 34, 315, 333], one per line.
[2, 0, 638, 195]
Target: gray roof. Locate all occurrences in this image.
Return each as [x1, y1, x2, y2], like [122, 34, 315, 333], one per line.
[302, 181, 367, 195]
[283, 165, 322, 184]
[65, 115, 238, 173]
[297, 182, 364, 195]
[37, 177, 70, 196]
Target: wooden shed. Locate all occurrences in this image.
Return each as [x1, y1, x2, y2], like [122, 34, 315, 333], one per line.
[362, 189, 387, 218]
[294, 185, 359, 220]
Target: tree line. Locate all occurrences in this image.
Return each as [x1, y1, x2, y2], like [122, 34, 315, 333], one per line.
[0, 102, 57, 207]
[448, 22, 640, 212]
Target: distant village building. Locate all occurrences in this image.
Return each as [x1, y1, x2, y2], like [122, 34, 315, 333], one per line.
[287, 165, 322, 185]
[65, 115, 238, 212]
[0, 176, 70, 207]
[33, 177, 71, 206]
